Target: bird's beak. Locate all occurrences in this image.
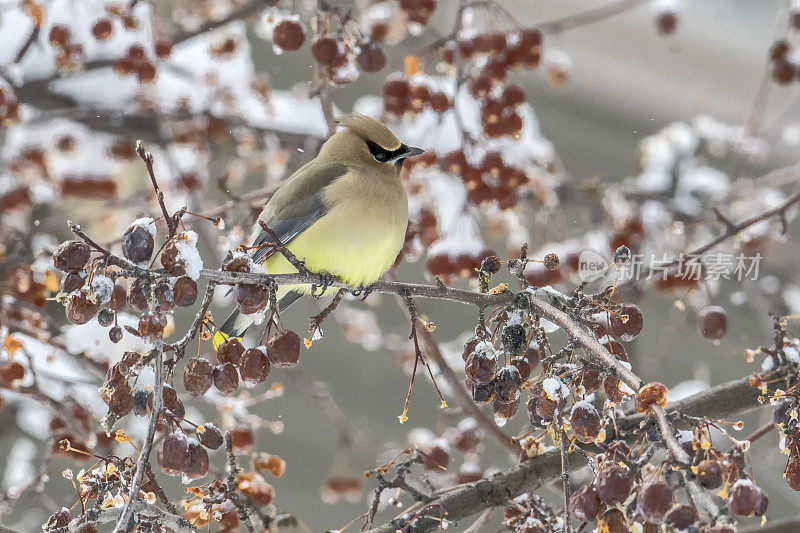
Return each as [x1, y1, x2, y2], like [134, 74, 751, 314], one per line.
[393, 145, 425, 167]
[404, 146, 424, 158]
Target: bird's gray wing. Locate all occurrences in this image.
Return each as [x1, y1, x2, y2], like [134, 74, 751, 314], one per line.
[250, 162, 348, 264]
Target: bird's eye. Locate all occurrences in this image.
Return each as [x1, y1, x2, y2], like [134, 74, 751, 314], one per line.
[365, 139, 390, 162]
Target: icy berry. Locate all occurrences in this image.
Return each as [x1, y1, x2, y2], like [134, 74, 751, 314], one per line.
[198, 423, 223, 450]
[494, 365, 522, 403]
[109, 326, 123, 343]
[465, 349, 497, 385]
[471, 381, 494, 404]
[598, 508, 627, 533]
[570, 402, 601, 443]
[158, 432, 190, 475]
[595, 464, 633, 504]
[184, 358, 213, 397]
[273, 19, 305, 51]
[636, 480, 673, 523]
[160, 239, 186, 276]
[568, 485, 601, 522]
[267, 330, 301, 368]
[698, 305, 727, 340]
[609, 303, 643, 341]
[138, 311, 167, 340]
[161, 384, 185, 419]
[66, 291, 99, 324]
[184, 440, 209, 479]
[235, 283, 268, 314]
[46, 508, 71, 529]
[127, 279, 148, 311]
[213, 363, 239, 395]
[697, 459, 723, 489]
[54, 241, 90, 272]
[501, 323, 527, 356]
[173, 276, 197, 307]
[357, 41, 386, 72]
[122, 224, 154, 263]
[727, 479, 763, 516]
[97, 307, 114, 327]
[240, 348, 270, 384]
[665, 503, 697, 529]
[510, 356, 531, 381]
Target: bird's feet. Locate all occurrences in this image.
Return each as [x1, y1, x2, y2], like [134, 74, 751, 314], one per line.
[351, 283, 375, 301]
[310, 271, 336, 298]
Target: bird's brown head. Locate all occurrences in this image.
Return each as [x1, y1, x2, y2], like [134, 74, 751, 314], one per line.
[320, 113, 423, 170]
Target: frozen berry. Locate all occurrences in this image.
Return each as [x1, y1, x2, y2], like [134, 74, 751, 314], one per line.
[312, 36, 339, 65]
[185, 440, 209, 479]
[727, 479, 763, 516]
[173, 276, 197, 307]
[109, 326, 123, 343]
[235, 283, 268, 315]
[465, 349, 497, 385]
[273, 19, 305, 52]
[267, 330, 301, 368]
[54, 241, 90, 272]
[697, 459, 723, 489]
[122, 224, 154, 263]
[138, 311, 167, 340]
[92, 18, 113, 40]
[97, 307, 114, 327]
[665, 503, 697, 529]
[570, 402, 601, 443]
[158, 432, 190, 475]
[610, 303, 643, 341]
[471, 381, 494, 404]
[636, 480, 673, 523]
[184, 358, 213, 397]
[598, 508, 627, 533]
[160, 239, 186, 276]
[357, 41, 386, 72]
[568, 485, 601, 522]
[161, 384, 185, 419]
[231, 425, 255, 451]
[494, 365, 522, 403]
[213, 363, 239, 395]
[240, 348, 270, 384]
[198, 423, 224, 450]
[595, 465, 632, 504]
[66, 291, 99, 324]
[698, 305, 727, 340]
[127, 279, 148, 311]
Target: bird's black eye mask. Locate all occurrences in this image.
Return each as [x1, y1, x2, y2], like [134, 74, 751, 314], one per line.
[365, 139, 408, 164]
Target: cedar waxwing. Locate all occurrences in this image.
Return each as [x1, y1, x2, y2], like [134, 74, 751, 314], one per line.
[214, 114, 423, 346]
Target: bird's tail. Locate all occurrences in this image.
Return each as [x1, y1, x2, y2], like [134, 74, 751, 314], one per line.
[212, 291, 304, 349]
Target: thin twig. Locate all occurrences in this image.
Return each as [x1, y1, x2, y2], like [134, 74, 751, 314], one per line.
[136, 141, 177, 238]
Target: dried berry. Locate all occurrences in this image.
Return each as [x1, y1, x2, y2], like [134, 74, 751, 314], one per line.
[109, 326, 123, 343]
[231, 425, 255, 452]
[636, 480, 673, 523]
[570, 402, 601, 443]
[609, 303, 643, 341]
[240, 348, 270, 384]
[183, 358, 214, 397]
[158, 432, 190, 475]
[160, 239, 186, 276]
[267, 330, 301, 368]
[213, 363, 239, 395]
[568, 485, 601, 522]
[510, 356, 531, 381]
[465, 348, 497, 385]
[127, 279, 148, 311]
[312, 36, 339, 65]
[66, 290, 99, 324]
[635, 382, 668, 413]
[542, 252, 560, 271]
[494, 365, 522, 403]
[697, 459, 723, 489]
[727, 478, 762, 516]
[237, 471, 274, 505]
[665, 503, 697, 529]
[153, 279, 174, 311]
[122, 224, 154, 263]
[501, 323, 526, 356]
[161, 385, 185, 419]
[173, 276, 197, 307]
[61, 271, 86, 293]
[184, 440, 209, 479]
[103, 382, 133, 417]
[133, 389, 151, 416]
[46, 508, 71, 529]
[198, 423, 223, 450]
[138, 311, 167, 341]
[597, 508, 627, 533]
[595, 464, 632, 504]
[480, 255, 501, 275]
[54, 240, 90, 272]
[471, 381, 494, 404]
[235, 283, 268, 314]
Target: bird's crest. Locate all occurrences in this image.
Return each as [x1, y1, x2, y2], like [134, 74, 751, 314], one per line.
[336, 113, 402, 151]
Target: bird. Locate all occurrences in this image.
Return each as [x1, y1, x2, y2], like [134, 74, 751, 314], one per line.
[213, 113, 423, 347]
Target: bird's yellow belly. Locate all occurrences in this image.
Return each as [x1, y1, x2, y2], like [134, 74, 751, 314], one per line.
[263, 206, 406, 293]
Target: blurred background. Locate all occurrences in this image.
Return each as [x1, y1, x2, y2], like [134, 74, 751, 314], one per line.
[1, 0, 800, 531]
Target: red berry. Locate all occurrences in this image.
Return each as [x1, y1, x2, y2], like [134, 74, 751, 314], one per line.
[312, 36, 339, 65]
[267, 330, 301, 368]
[595, 465, 632, 504]
[213, 363, 239, 395]
[357, 41, 386, 72]
[54, 240, 90, 272]
[240, 348, 270, 384]
[609, 303, 643, 341]
[697, 305, 727, 340]
[637, 480, 674, 523]
[183, 358, 214, 397]
[92, 18, 113, 40]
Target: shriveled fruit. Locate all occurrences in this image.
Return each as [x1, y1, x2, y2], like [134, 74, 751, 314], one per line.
[213, 363, 239, 395]
[635, 382, 668, 413]
[217, 337, 245, 366]
[240, 348, 270, 384]
[636, 480, 673, 523]
[198, 423, 223, 450]
[568, 485, 601, 522]
[665, 503, 697, 529]
[267, 330, 301, 368]
[158, 432, 190, 475]
[173, 276, 197, 307]
[54, 241, 90, 272]
[122, 224, 154, 263]
[570, 402, 601, 443]
[183, 358, 213, 397]
[698, 305, 727, 340]
[595, 465, 633, 504]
